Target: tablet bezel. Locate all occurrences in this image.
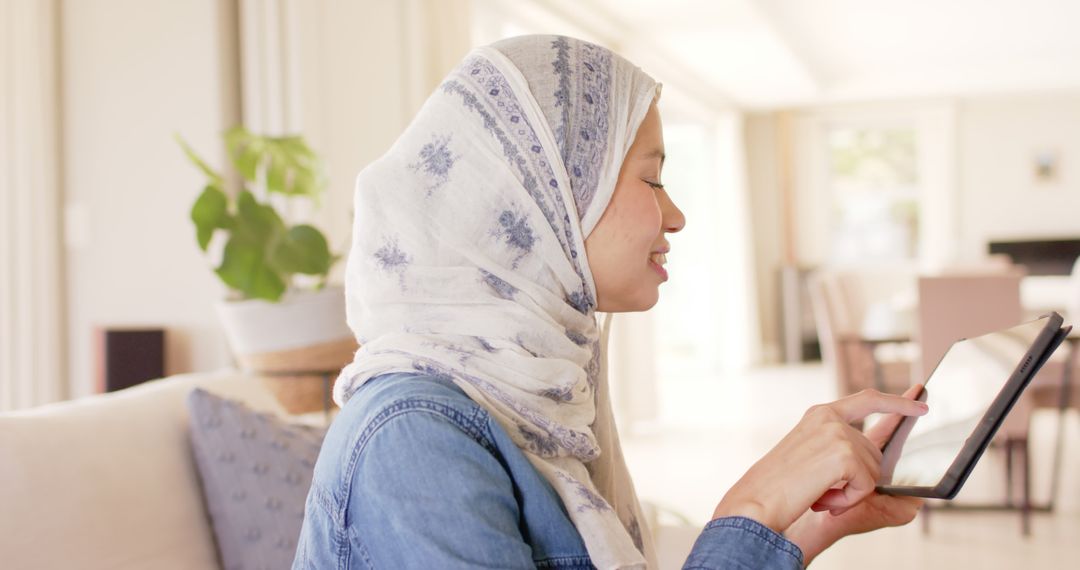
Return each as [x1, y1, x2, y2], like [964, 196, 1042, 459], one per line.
[876, 312, 1070, 499]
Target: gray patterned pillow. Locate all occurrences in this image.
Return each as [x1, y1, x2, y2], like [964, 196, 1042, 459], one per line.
[187, 388, 326, 570]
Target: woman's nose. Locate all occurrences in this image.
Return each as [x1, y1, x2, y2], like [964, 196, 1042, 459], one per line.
[662, 192, 686, 233]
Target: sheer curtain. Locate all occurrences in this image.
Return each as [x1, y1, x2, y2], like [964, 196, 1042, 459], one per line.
[0, 0, 66, 411]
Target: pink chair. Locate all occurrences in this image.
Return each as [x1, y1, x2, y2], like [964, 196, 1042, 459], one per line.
[808, 270, 913, 398]
[916, 273, 1025, 381]
[1024, 257, 1080, 519]
[916, 272, 1050, 534]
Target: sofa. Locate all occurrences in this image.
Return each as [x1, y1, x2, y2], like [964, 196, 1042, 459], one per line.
[1, 370, 700, 569]
[0, 369, 300, 569]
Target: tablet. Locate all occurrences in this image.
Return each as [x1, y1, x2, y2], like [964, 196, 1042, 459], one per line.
[876, 312, 1071, 499]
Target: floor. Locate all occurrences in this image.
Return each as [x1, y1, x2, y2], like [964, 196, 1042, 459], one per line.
[621, 364, 1080, 569]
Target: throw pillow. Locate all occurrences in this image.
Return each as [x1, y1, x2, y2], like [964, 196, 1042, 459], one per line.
[187, 388, 327, 570]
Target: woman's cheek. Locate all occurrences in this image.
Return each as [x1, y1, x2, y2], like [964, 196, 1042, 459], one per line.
[636, 195, 664, 242]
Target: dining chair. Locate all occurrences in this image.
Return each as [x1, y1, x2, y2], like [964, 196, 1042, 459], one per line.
[1023, 255, 1080, 519]
[808, 269, 914, 399]
[916, 272, 1054, 535]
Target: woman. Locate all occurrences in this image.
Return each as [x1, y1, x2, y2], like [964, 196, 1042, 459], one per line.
[293, 35, 927, 569]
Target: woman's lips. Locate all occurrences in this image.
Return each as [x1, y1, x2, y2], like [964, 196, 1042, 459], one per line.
[648, 252, 668, 281]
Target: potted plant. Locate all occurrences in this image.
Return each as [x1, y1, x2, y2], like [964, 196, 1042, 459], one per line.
[177, 127, 356, 413]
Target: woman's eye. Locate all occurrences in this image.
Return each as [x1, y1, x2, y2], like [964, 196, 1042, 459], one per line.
[640, 178, 665, 191]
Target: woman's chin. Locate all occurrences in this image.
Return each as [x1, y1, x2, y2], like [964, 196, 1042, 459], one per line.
[596, 287, 660, 313]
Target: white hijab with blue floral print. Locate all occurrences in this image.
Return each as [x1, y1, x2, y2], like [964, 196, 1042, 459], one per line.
[334, 35, 660, 569]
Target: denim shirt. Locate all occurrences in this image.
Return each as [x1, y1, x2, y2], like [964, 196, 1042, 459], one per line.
[293, 372, 804, 569]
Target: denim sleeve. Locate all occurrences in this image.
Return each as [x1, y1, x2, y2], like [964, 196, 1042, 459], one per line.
[682, 516, 804, 570]
[343, 405, 536, 569]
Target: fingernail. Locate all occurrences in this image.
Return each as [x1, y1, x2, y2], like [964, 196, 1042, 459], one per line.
[917, 402, 929, 411]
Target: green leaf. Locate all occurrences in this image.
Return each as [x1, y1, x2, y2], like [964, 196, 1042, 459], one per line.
[225, 127, 264, 182]
[233, 190, 285, 244]
[270, 225, 332, 275]
[224, 127, 252, 162]
[193, 126, 340, 299]
[190, 185, 229, 251]
[263, 135, 324, 197]
[265, 154, 286, 196]
[238, 143, 263, 182]
[215, 237, 286, 301]
[278, 135, 313, 157]
[175, 134, 223, 185]
[221, 127, 326, 198]
[293, 169, 316, 201]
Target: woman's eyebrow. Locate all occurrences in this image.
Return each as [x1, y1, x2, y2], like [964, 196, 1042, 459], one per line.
[639, 148, 666, 165]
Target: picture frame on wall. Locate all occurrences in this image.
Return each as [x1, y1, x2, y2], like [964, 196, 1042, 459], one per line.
[1033, 149, 1060, 184]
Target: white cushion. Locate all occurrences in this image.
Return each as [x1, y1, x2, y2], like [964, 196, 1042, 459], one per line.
[0, 370, 286, 570]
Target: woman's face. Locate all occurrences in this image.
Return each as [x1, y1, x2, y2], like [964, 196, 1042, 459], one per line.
[585, 102, 685, 313]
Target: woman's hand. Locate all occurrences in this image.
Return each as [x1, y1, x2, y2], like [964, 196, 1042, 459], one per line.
[711, 387, 928, 537]
[784, 491, 923, 565]
[783, 384, 927, 563]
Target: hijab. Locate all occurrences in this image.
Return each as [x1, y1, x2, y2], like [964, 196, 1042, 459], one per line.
[334, 35, 660, 569]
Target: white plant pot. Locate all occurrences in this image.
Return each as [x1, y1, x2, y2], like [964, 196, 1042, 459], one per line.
[215, 285, 356, 373]
[216, 285, 357, 414]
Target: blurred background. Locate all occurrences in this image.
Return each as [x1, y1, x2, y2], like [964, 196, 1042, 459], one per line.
[4, 0, 1080, 567]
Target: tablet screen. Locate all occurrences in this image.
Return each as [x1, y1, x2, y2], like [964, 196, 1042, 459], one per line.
[877, 317, 1048, 488]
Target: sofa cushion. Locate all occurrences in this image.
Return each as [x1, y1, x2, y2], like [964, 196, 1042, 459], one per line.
[0, 370, 287, 570]
[187, 388, 326, 570]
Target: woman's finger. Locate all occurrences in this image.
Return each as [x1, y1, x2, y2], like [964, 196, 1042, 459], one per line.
[829, 389, 928, 424]
[900, 384, 925, 400]
[813, 488, 846, 512]
[812, 426, 882, 513]
[816, 462, 879, 515]
[864, 384, 926, 446]
[846, 422, 883, 465]
[865, 412, 906, 448]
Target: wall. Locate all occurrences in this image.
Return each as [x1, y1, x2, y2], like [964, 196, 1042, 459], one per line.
[745, 92, 1080, 364]
[957, 92, 1080, 260]
[58, 0, 473, 398]
[786, 100, 958, 271]
[780, 94, 1080, 272]
[292, 0, 471, 271]
[61, 0, 240, 398]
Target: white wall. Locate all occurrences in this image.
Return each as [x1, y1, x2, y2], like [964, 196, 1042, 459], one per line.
[957, 92, 1080, 260]
[59, 0, 472, 398]
[780, 93, 1080, 271]
[777, 93, 1080, 271]
[745, 92, 1080, 363]
[786, 100, 958, 271]
[61, 0, 240, 397]
[292, 0, 471, 271]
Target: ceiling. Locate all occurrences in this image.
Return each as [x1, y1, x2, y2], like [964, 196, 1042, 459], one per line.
[571, 0, 1080, 109]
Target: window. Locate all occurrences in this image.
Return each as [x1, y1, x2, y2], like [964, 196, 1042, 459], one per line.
[652, 122, 724, 378]
[826, 126, 920, 264]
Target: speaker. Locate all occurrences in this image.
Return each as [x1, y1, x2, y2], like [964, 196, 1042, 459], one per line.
[94, 328, 165, 393]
